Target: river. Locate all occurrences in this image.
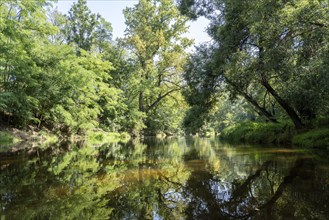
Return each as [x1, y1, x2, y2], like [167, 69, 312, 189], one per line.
[0, 137, 328, 219]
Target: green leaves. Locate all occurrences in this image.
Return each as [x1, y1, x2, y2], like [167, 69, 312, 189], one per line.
[122, 0, 192, 134]
[182, 0, 329, 131]
[0, 0, 128, 134]
[65, 0, 113, 52]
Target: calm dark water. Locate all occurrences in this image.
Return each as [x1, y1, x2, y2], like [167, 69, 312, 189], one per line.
[0, 137, 328, 220]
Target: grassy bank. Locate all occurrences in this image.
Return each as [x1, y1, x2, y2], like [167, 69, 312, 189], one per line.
[292, 128, 329, 149]
[0, 127, 130, 153]
[220, 121, 329, 149]
[220, 122, 295, 144]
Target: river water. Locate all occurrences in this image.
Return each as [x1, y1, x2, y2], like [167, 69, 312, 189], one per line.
[0, 137, 328, 219]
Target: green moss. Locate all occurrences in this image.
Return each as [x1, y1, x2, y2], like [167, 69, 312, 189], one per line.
[292, 128, 329, 149]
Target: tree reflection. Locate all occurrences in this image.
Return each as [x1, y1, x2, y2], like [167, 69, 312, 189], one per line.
[0, 138, 328, 219]
[106, 138, 191, 220]
[181, 142, 329, 220]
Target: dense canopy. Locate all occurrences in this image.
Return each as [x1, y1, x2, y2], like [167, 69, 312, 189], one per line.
[0, 0, 328, 140]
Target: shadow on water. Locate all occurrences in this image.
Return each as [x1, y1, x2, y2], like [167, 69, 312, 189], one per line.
[0, 137, 328, 219]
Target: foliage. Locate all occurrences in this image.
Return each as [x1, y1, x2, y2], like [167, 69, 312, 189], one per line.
[0, 0, 125, 135]
[65, 0, 113, 52]
[220, 121, 295, 144]
[315, 117, 329, 128]
[146, 93, 188, 135]
[221, 121, 329, 149]
[181, 0, 329, 132]
[292, 129, 329, 149]
[2, 0, 328, 140]
[123, 0, 192, 134]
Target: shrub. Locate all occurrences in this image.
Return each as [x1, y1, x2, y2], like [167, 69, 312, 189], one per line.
[315, 117, 329, 128]
[220, 121, 295, 144]
[292, 128, 329, 149]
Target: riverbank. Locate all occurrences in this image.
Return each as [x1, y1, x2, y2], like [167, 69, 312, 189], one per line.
[0, 128, 59, 152]
[0, 127, 130, 152]
[220, 121, 329, 149]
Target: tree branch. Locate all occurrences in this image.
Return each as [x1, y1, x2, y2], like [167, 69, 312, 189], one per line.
[145, 88, 180, 113]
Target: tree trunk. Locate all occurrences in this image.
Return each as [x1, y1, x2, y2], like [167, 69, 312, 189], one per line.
[261, 79, 304, 129]
[241, 92, 277, 123]
[145, 88, 180, 114]
[225, 77, 277, 123]
[139, 91, 144, 112]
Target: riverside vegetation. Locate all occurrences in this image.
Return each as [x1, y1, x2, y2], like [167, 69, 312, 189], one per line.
[1, 0, 329, 149]
[179, 0, 329, 149]
[1, 1, 329, 218]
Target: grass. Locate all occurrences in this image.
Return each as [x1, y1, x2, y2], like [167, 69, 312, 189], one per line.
[220, 121, 295, 144]
[220, 121, 329, 149]
[292, 128, 329, 149]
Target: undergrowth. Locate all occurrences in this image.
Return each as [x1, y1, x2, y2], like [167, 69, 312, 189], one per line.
[220, 121, 295, 144]
[220, 121, 329, 149]
[292, 128, 329, 149]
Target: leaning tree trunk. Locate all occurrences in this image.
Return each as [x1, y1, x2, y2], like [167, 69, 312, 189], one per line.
[240, 92, 277, 123]
[225, 77, 277, 123]
[261, 78, 304, 130]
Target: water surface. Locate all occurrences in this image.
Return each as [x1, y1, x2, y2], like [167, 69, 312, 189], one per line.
[1, 137, 328, 219]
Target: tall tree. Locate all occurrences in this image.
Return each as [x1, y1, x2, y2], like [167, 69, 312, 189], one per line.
[66, 0, 112, 52]
[0, 0, 56, 126]
[0, 0, 123, 133]
[123, 0, 192, 133]
[180, 0, 329, 130]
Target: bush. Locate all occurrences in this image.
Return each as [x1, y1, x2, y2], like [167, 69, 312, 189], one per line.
[315, 117, 329, 128]
[220, 121, 295, 144]
[292, 128, 329, 149]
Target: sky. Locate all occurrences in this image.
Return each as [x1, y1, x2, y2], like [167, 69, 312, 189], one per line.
[54, 0, 211, 47]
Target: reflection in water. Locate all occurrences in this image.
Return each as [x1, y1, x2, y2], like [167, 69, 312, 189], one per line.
[0, 138, 328, 219]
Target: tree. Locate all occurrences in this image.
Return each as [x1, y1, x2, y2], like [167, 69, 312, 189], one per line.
[0, 0, 57, 126]
[123, 0, 192, 133]
[180, 0, 329, 130]
[66, 0, 97, 51]
[0, 0, 122, 133]
[183, 44, 277, 133]
[66, 0, 112, 53]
